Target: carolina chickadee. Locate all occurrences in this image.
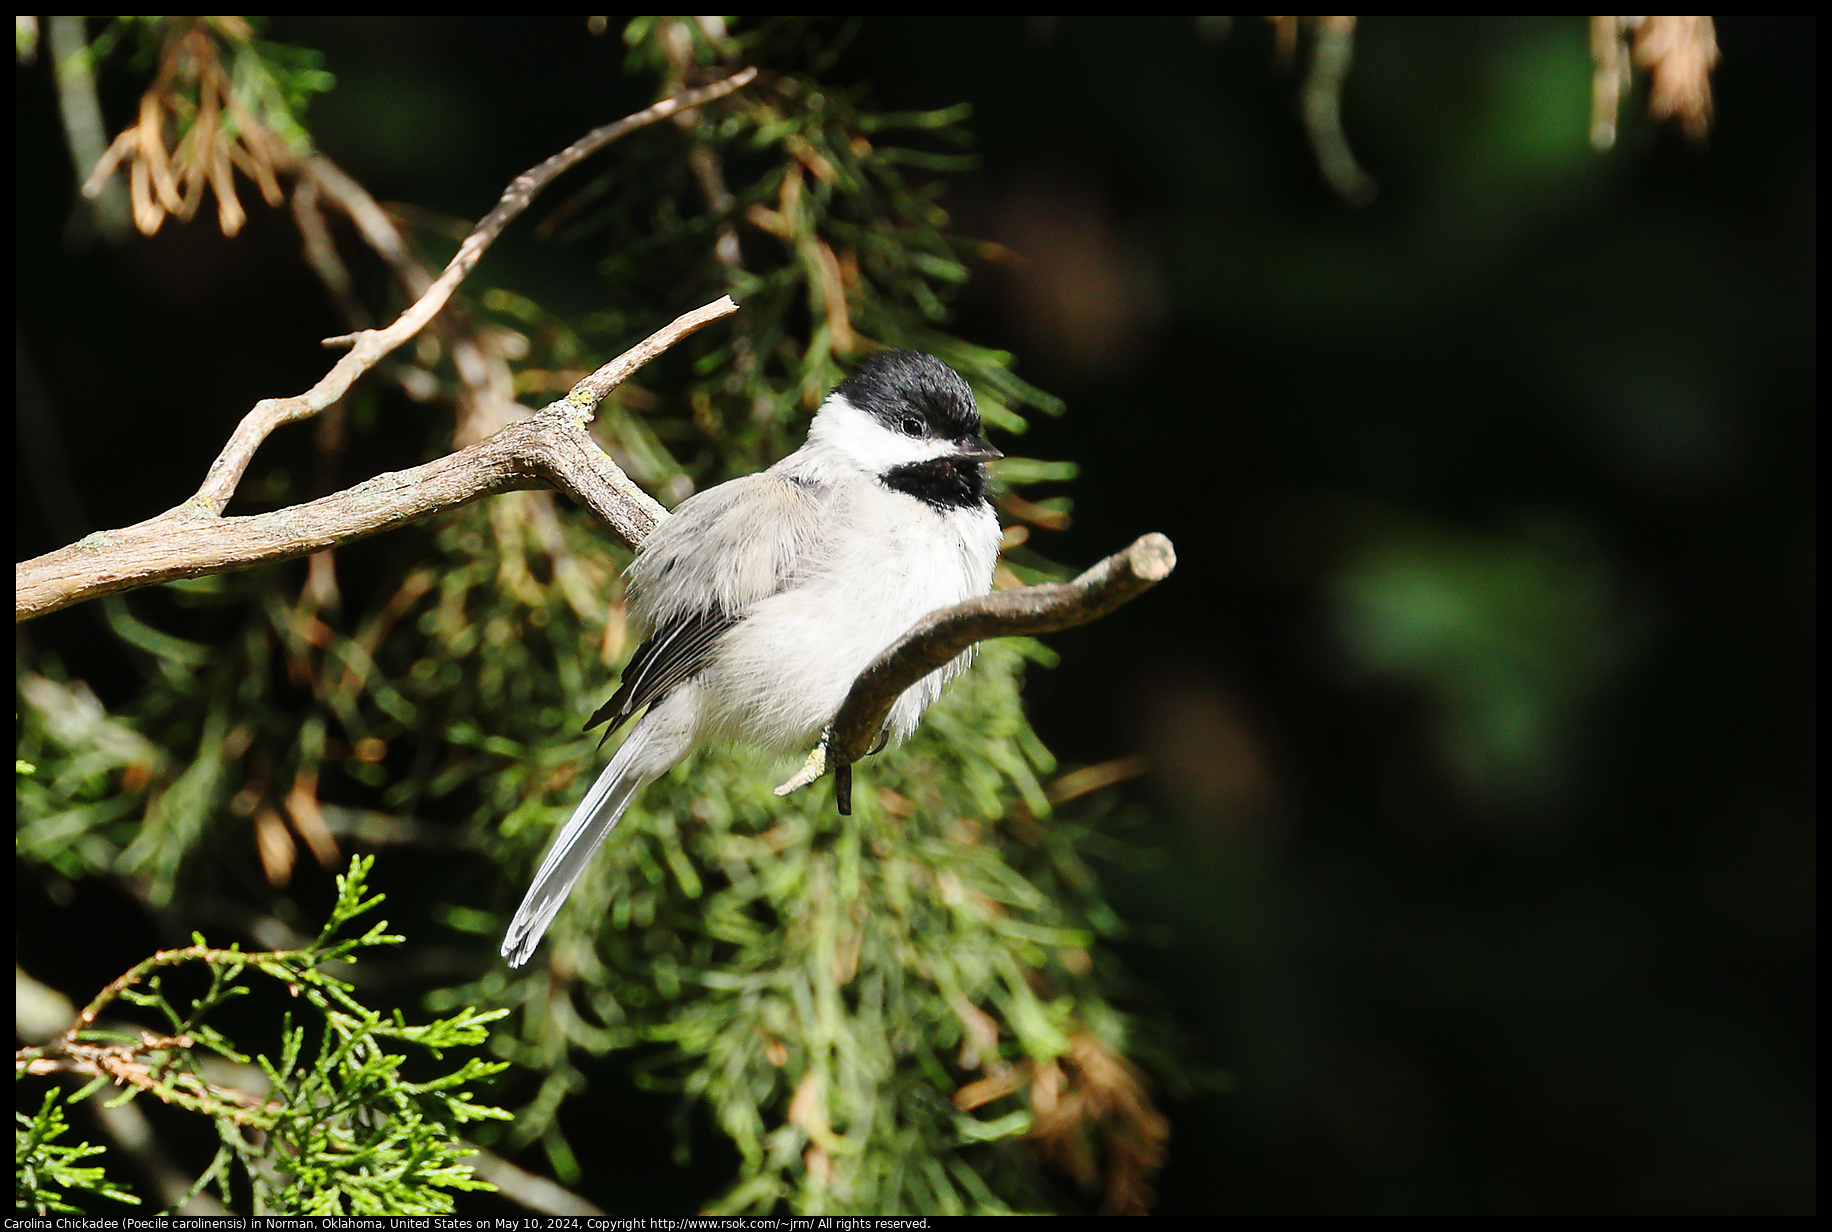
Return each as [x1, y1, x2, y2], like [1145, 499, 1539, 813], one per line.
[502, 351, 1003, 967]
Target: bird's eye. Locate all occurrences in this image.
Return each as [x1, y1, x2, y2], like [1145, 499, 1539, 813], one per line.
[898, 414, 924, 437]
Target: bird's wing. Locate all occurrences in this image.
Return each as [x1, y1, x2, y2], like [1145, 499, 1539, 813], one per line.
[586, 472, 826, 735]
[584, 607, 737, 736]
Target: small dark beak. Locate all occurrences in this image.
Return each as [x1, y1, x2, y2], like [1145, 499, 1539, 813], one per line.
[954, 439, 1003, 462]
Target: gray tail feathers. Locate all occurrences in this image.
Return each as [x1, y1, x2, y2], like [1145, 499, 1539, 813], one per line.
[501, 722, 670, 968]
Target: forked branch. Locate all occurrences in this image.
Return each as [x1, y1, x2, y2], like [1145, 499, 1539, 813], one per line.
[15, 69, 757, 623]
[14, 300, 736, 621]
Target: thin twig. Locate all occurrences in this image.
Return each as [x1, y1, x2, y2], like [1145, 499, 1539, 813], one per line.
[551, 296, 744, 417]
[299, 151, 530, 447]
[775, 533, 1177, 810]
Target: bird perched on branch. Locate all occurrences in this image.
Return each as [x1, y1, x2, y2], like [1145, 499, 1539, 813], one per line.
[503, 351, 1003, 967]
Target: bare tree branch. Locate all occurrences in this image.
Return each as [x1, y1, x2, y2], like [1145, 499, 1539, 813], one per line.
[775, 532, 1178, 812]
[15, 67, 758, 624]
[15, 299, 736, 622]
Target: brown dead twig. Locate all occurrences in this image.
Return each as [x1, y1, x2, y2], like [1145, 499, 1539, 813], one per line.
[1591, 16, 1720, 149]
[81, 17, 289, 237]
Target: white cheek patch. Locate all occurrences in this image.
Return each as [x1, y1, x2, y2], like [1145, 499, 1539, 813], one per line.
[806, 397, 961, 474]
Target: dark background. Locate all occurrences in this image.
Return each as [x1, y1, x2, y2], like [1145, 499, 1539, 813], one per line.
[16, 17, 1814, 1214]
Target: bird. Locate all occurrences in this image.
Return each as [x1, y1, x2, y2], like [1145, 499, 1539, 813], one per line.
[502, 350, 1004, 967]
